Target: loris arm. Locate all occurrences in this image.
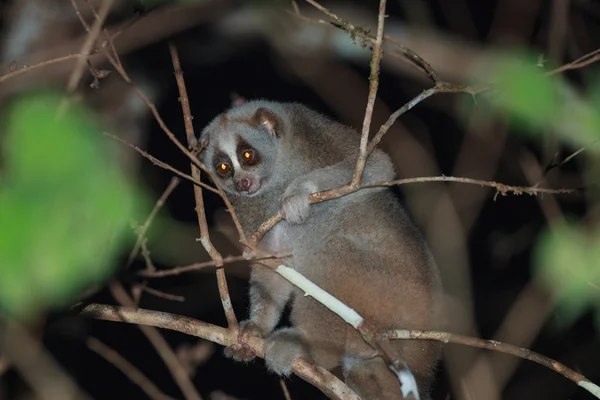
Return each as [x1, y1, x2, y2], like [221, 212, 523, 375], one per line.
[246, 264, 294, 336]
[282, 150, 395, 223]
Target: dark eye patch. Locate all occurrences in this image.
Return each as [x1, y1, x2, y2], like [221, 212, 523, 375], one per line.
[214, 150, 234, 176]
[236, 136, 261, 166]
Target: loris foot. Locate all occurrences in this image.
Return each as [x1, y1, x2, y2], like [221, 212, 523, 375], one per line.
[264, 327, 309, 377]
[281, 182, 318, 224]
[224, 320, 264, 362]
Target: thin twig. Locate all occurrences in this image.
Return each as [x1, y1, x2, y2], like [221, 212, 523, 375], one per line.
[138, 254, 290, 278]
[141, 286, 186, 302]
[303, 0, 439, 84]
[546, 47, 600, 76]
[126, 177, 181, 269]
[108, 282, 203, 400]
[280, 379, 293, 400]
[0, 54, 86, 84]
[351, 0, 387, 186]
[86, 337, 177, 400]
[360, 176, 578, 198]
[250, 173, 577, 248]
[168, 42, 237, 328]
[385, 329, 600, 398]
[70, 0, 91, 31]
[79, 304, 360, 400]
[1, 319, 92, 400]
[367, 82, 484, 155]
[65, 0, 114, 93]
[103, 132, 217, 194]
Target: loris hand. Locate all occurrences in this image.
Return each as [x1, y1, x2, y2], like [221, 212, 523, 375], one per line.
[281, 182, 318, 224]
[223, 320, 264, 362]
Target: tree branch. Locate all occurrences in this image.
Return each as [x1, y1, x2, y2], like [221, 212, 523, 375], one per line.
[79, 304, 360, 400]
[169, 42, 237, 328]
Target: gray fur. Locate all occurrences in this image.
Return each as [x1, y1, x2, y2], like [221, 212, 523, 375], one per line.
[199, 100, 443, 400]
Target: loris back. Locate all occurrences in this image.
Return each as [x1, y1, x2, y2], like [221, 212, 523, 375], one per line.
[200, 100, 443, 400]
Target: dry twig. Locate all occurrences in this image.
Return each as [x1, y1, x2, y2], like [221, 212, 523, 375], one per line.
[79, 304, 361, 400]
[79, 304, 600, 399]
[108, 282, 203, 400]
[139, 254, 289, 278]
[86, 337, 177, 400]
[169, 43, 237, 328]
[126, 177, 182, 269]
[351, 0, 387, 186]
[386, 329, 600, 398]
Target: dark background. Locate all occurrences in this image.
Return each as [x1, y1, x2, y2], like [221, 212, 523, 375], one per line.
[1, 0, 599, 399]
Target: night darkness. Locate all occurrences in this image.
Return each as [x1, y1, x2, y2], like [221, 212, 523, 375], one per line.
[1, 0, 600, 399]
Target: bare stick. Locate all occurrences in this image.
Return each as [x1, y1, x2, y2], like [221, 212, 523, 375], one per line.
[86, 337, 177, 400]
[65, 0, 114, 93]
[98, 44, 245, 242]
[385, 329, 600, 398]
[169, 43, 237, 328]
[351, 0, 387, 186]
[303, 0, 439, 84]
[280, 379, 293, 400]
[546, 47, 600, 76]
[80, 304, 600, 399]
[367, 82, 483, 154]
[139, 254, 288, 278]
[0, 54, 86, 84]
[360, 176, 578, 198]
[126, 177, 181, 269]
[1, 319, 92, 400]
[79, 304, 360, 400]
[250, 174, 577, 247]
[142, 286, 186, 302]
[109, 282, 203, 400]
[103, 132, 217, 194]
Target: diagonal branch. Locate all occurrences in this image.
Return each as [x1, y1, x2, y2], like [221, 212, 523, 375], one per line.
[79, 304, 360, 400]
[169, 43, 237, 328]
[351, 0, 387, 187]
[86, 337, 176, 400]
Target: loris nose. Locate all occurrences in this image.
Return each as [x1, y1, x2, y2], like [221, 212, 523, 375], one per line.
[236, 178, 251, 192]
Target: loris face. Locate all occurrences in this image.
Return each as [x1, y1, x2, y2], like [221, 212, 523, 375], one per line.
[199, 103, 283, 197]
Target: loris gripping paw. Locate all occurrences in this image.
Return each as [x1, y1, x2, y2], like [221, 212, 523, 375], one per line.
[223, 320, 263, 363]
[281, 182, 318, 224]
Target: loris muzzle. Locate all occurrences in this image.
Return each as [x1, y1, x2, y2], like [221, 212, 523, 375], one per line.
[199, 100, 443, 400]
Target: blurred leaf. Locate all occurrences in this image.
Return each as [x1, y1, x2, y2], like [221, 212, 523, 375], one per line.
[490, 56, 560, 130]
[0, 92, 149, 320]
[534, 222, 600, 329]
[468, 50, 600, 149]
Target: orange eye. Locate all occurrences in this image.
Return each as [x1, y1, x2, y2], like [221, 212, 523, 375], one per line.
[242, 150, 254, 162]
[217, 163, 231, 176]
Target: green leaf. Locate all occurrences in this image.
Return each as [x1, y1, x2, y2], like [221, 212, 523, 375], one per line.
[533, 222, 600, 329]
[0, 92, 149, 320]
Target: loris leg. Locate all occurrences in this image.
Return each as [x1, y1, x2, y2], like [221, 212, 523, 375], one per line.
[343, 356, 408, 400]
[263, 327, 309, 376]
[282, 150, 395, 223]
[224, 264, 294, 362]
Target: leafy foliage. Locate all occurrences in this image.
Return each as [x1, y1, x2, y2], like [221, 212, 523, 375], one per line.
[470, 50, 600, 332]
[0, 92, 148, 321]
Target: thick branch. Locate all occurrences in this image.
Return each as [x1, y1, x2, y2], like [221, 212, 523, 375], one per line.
[79, 304, 360, 400]
[385, 329, 600, 399]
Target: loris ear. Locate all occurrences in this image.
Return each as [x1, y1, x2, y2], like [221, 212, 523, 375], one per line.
[253, 107, 280, 137]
